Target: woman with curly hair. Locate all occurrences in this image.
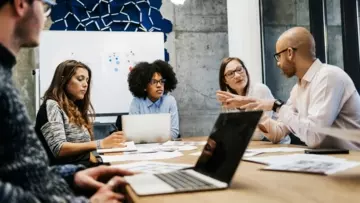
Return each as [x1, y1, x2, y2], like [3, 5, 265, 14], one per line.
[35, 60, 125, 166]
[127, 60, 180, 140]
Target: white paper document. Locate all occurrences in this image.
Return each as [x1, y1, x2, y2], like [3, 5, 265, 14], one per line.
[264, 159, 360, 175]
[162, 145, 197, 151]
[100, 151, 183, 163]
[97, 141, 137, 153]
[263, 159, 360, 175]
[160, 141, 204, 151]
[313, 127, 360, 143]
[111, 161, 192, 174]
[243, 154, 344, 165]
[244, 154, 360, 175]
[134, 142, 198, 152]
[246, 147, 306, 153]
[135, 143, 161, 153]
[162, 141, 207, 146]
[244, 151, 263, 157]
[190, 151, 262, 157]
[190, 151, 201, 156]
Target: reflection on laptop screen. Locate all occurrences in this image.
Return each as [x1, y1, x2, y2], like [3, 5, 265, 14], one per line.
[194, 111, 262, 184]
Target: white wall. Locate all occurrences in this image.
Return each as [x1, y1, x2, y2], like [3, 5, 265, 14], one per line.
[227, 0, 263, 84]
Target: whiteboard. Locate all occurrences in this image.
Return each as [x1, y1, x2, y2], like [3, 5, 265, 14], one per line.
[39, 31, 164, 115]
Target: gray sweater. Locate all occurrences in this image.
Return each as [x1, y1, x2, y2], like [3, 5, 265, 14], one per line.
[35, 99, 92, 166]
[0, 43, 88, 202]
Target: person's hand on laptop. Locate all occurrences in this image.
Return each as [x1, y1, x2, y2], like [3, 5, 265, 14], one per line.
[216, 90, 256, 109]
[74, 165, 134, 193]
[101, 131, 127, 148]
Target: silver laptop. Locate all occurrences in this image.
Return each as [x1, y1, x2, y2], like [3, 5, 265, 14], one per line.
[122, 113, 171, 144]
[124, 111, 263, 196]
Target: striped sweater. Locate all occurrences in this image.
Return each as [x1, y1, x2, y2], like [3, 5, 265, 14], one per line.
[0, 43, 89, 202]
[35, 99, 92, 166]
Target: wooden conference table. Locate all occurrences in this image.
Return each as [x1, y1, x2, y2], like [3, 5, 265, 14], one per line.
[109, 136, 360, 203]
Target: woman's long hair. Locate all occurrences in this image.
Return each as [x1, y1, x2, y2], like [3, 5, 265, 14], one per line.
[218, 57, 250, 96]
[42, 60, 94, 138]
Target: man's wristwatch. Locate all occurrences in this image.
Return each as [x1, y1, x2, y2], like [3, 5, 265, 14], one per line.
[272, 99, 284, 112]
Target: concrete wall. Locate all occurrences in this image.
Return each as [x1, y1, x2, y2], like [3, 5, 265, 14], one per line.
[13, 49, 37, 120]
[162, 0, 228, 136]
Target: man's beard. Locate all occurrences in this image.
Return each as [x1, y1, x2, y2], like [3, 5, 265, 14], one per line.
[281, 64, 296, 78]
[14, 8, 40, 48]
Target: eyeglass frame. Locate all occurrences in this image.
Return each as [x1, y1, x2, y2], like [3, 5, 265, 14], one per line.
[149, 78, 166, 86]
[273, 47, 297, 61]
[40, 0, 55, 17]
[43, 4, 51, 17]
[6, 0, 54, 16]
[224, 66, 245, 79]
[29, 0, 55, 17]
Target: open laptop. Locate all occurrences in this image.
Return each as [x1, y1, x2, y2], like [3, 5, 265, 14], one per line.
[122, 113, 171, 144]
[115, 113, 129, 131]
[124, 111, 263, 196]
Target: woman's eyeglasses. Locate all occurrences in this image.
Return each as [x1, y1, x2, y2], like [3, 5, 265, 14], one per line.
[224, 67, 245, 79]
[149, 79, 166, 86]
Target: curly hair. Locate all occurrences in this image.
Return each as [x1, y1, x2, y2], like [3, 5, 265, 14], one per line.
[42, 60, 94, 139]
[128, 60, 178, 98]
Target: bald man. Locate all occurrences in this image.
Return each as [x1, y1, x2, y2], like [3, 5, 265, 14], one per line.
[222, 27, 360, 150]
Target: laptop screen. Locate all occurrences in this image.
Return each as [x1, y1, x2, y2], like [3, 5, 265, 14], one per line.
[194, 111, 262, 184]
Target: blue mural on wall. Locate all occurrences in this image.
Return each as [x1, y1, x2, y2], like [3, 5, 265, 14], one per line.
[50, 0, 172, 61]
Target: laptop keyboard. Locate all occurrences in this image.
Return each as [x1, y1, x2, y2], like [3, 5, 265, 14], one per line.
[154, 171, 217, 191]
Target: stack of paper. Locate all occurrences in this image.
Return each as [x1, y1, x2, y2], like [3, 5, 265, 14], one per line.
[131, 141, 200, 152]
[244, 154, 360, 175]
[246, 147, 306, 153]
[190, 151, 262, 157]
[97, 141, 137, 153]
[244, 154, 341, 165]
[162, 141, 207, 146]
[135, 143, 161, 153]
[112, 161, 192, 174]
[160, 141, 206, 151]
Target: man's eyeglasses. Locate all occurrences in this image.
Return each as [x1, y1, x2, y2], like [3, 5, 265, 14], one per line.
[149, 79, 166, 86]
[273, 47, 297, 61]
[224, 67, 245, 79]
[40, 0, 56, 17]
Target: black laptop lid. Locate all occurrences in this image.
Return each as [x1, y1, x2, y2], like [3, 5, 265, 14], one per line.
[194, 111, 262, 184]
